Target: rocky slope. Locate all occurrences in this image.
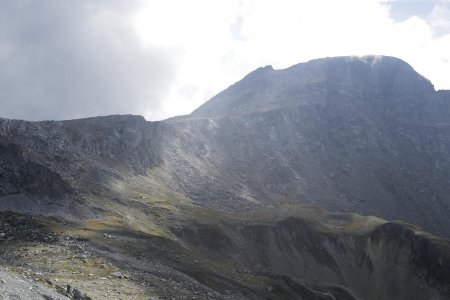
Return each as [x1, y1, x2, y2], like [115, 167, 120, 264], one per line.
[1, 55, 450, 299]
[3, 56, 450, 235]
[0, 269, 71, 300]
[174, 56, 450, 236]
[0, 206, 449, 299]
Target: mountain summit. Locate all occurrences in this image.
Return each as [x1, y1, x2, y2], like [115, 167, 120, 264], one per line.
[192, 56, 435, 119]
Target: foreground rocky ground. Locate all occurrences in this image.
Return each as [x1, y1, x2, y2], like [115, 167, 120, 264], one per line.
[0, 269, 70, 300]
[0, 213, 146, 299]
[0, 207, 449, 299]
[0, 211, 253, 299]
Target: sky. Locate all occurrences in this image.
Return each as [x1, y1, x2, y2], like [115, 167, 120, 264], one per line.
[0, 0, 449, 121]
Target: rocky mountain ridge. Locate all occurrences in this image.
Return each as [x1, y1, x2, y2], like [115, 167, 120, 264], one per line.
[1, 55, 450, 299]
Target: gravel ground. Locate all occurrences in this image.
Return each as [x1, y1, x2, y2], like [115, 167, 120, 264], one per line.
[0, 269, 69, 300]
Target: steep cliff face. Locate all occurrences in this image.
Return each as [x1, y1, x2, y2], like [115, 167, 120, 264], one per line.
[0, 115, 161, 216]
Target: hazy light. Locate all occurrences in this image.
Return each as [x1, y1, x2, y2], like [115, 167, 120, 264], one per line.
[133, 0, 450, 120]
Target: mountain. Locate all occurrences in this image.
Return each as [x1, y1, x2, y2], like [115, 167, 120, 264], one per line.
[0, 55, 450, 299]
[163, 56, 450, 236]
[192, 56, 434, 119]
[173, 56, 450, 236]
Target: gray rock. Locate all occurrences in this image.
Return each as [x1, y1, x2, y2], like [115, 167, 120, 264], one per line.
[1, 56, 450, 237]
[0, 270, 69, 300]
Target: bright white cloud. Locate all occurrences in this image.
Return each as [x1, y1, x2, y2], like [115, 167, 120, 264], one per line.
[133, 0, 450, 120]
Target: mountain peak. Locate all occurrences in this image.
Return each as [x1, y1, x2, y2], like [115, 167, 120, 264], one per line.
[297, 55, 413, 71]
[191, 55, 435, 119]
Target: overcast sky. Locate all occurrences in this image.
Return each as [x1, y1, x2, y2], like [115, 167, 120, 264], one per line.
[1, 0, 449, 121]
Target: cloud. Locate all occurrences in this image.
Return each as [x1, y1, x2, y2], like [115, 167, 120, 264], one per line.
[0, 0, 450, 121]
[135, 0, 450, 119]
[429, 0, 450, 36]
[0, 0, 178, 121]
[388, 0, 437, 21]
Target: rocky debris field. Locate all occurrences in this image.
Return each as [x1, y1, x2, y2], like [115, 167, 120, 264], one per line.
[0, 211, 241, 299]
[0, 212, 144, 299]
[0, 213, 58, 244]
[0, 269, 70, 300]
[0, 204, 450, 299]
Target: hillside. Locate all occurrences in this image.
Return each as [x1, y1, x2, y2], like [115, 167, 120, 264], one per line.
[1, 56, 450, 299]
